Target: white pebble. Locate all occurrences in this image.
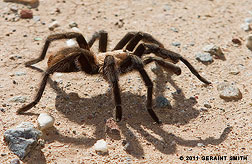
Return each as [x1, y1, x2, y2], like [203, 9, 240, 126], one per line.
[246, 34, 252, 51]
[94, 139, 108, 153]
[217, 82, 242, 101]
[71, 27, 82, 33]
[37, 113, 55, 130]
[66, 39, 77, 47]
[48, 21, 59, 31]
[241, 23, 251, 32]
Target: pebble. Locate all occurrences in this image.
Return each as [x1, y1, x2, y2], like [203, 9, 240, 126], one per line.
[94, 139, 108, 153]
[155, 96, 172, 108]
[71, 27, 82, 33]
[69, 21, 78, 28]
[10, 5, 18, 12]
[241, 23, 251, 32]
[197, 143, 204, 147]
[203, 101, 212, 108]
[66, 39, 77, 47]
[195, 53, 213, 63]
[48, 21, 60, 31]
[217, 82, 242, 101]
[8, 96, 27, 103]
[170, 27, 178, 32]
[4, 122, 42, 160]
[20, 9, 33, 19]
[246, 34, 252, 51]
[0, 108, 5, 113]
[171, 42, 181, 47]
[163, 4, 170, 11]
[34, 37, 42, 41]
[15, 71, 26, 76]
[244, 17, 252, 24]
[37, 113, 55, 130]
[10, 159, 20, 164]
[33, 16, 40, 22]
[202, 44, 224, 58]
[232, 38, 242, 45]
[122, 140, 134, 153]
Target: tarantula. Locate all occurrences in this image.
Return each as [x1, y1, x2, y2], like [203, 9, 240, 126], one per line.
[17, 31, 211, 124]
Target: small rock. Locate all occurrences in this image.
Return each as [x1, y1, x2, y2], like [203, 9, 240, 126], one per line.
[4, 122, 42, 159]
[33, 16, 40, 22]
[155, 96, 172, 108]
[244, 17, 252, 24]
[202, 44, 224, 58]
[66, 39, 77, 47]
[48, 21, 60, 31]
[163, 4, 170, 11]
[8, 96, 26, 103]
[200, 108, 208, 112]
[195, 53, 213, 64]
[71, 27, 82, 33]
[171, 42, 181, 47]
[232, 38, 242, 45]
[37, 113, 55, 130]
[34, 37, 42, 41]
[122, 140, 134, 153]
[203, 102, 212, 108]
[69, 21, 78, 28]
[197, 143, 204, 147]
[246, 34, 252, 51]
[10, 159, 20, 164]
[241, 23, 251, 32]
[20, 9, 33, 19]
[15, 71, 26, 76]
[105, 118, 120, 136]
[217, 82, 242, 101]
[94, 139, 108, 153]
[170, 27, 178, 32]
[10, 5, 18, 12]
[0, 108, 5, 113]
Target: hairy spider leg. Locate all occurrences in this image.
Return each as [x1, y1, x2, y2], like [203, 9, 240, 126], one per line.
[25, 32, 90, 66]
[113, 31, 164, 51]
[88, 30, 108, 52]
[142, 43, 211, 85]
[103, 55, 122, 121]
[119, 55, 161, 124]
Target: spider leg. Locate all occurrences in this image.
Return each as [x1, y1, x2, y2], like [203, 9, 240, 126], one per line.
[88, 30, 108, 52]
[141, 43, 211, 84]
[103, 55, 122, 122]
[25, 32, 89, 66]
[143, 56, 182, 75]
[113, 32, 164, 51]
[17, 51, 83, 114]
[119, 55, 161, 124]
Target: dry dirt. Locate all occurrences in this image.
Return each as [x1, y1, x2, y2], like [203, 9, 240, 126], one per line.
[0, 0, 252, 163]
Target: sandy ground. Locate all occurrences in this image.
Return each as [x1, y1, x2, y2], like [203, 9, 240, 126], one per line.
[0, 0, 252, 163]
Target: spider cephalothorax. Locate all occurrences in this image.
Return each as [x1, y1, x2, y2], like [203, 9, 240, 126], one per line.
[17, 31, 211, 124]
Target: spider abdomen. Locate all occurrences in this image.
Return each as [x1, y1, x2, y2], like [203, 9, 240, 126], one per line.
[47, 47, 81, 72]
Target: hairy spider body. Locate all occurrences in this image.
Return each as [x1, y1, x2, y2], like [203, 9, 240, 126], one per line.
[17, 31, 211, 124]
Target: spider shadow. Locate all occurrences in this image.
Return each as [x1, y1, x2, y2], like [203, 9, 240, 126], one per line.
[25, 65, 232, 158]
